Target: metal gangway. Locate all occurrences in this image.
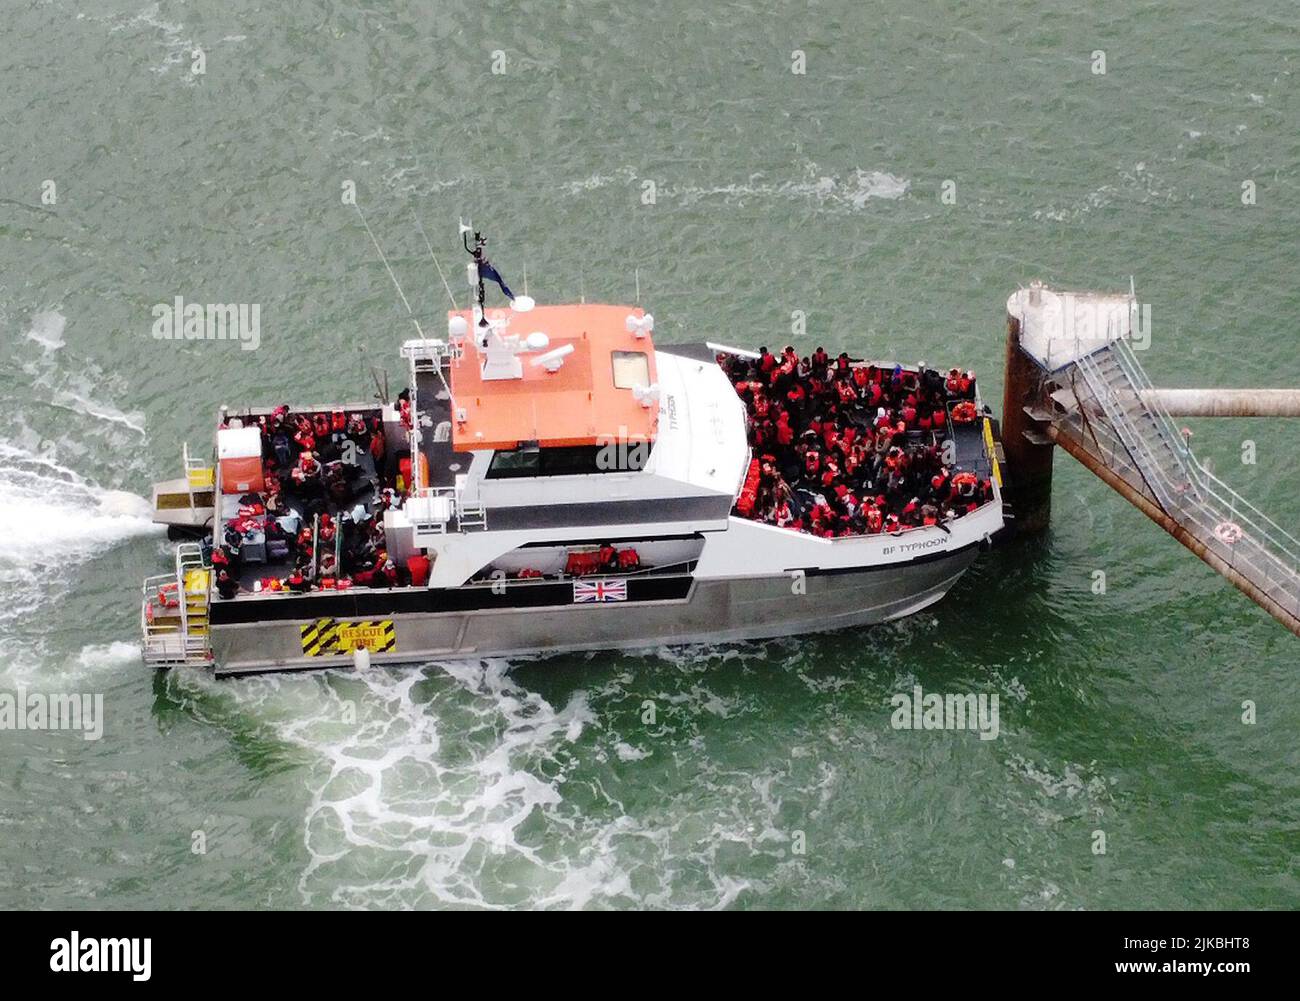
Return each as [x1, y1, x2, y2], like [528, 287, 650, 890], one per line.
[1049, 335, 1300, 635]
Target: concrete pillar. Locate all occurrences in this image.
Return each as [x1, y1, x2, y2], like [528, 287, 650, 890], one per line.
[1000, 314, 1055, 534]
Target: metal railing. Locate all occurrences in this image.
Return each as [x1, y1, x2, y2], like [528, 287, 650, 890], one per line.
[1068, 338, 1300, 618]
[411, 482, 487, 532]
[141, 542, 211, 665]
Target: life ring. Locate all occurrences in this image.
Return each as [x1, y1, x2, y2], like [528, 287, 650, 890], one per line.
[1214, 521, 1243, 545]
[951, 401, 979, 424]
[155, 583, 179, 609]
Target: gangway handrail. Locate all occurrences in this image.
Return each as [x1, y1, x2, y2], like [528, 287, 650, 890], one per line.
[1073, 339, 1300, 597]
[1112, 337, 1300, 569]
[1073, 351, 1187, 512]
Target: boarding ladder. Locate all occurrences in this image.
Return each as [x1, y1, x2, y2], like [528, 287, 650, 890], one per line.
[141, 542, 213, 666]
[1064, 337, 1300, 627]
[182, 442, 215, 500]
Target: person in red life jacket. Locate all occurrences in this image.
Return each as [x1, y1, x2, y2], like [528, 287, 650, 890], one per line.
[758, 346, 777, 375]
[917, 408, 933, 432]
[774, 499, 793, 527]
[785, 381, 806, 412]
[959, 370, 976, 398]
[215, 569, 239, 600]
[921, 502, 939, 526]
[901, 402, 917, 427]
[210, 546, 230, 572]
[836, 379, 858, 406]
[776, 411, 794, 447]
[901, 496, 920, 525]
[951, 470, 978, 501]
[287, 568, 310, 593]
[835, 352, 850, 373]
[332, 409, 346, 432]
[946, 367, 962, 395]
[309, 412, 328, 440]
[811, 346, 829, 370]
[319, 513, 336, 543]
[298, 450, 320, 477]
[804, 449, 821, 479]
[866, 505, 884, 534]
[752, 391, 770, 420]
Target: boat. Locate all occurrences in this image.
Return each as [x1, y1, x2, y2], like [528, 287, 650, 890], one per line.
[140, 229, 1007, 676]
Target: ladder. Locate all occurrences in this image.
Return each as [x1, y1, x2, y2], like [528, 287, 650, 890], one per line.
[141, 542, 213, 666]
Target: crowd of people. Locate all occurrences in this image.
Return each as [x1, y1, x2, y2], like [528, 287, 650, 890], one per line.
[212, 399, 418, 599]
[722, 346, 994, 538]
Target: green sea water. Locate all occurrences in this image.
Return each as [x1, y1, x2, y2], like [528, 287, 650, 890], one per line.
[0, 0, 1297, 909]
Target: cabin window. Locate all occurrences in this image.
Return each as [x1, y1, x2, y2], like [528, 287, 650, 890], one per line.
[487, 444, 540, 478]
[487, 444, 611, 478]
[612, 351, 650, 390]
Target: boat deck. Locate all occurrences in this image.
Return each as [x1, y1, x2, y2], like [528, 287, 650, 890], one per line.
[416, 365, 463, 491]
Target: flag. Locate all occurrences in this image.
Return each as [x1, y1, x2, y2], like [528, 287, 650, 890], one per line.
[479, 259, 514, 300]
[573, 579, 628, 603]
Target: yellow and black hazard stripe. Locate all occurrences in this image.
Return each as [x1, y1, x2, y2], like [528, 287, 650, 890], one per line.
[301, 618, 396, 656]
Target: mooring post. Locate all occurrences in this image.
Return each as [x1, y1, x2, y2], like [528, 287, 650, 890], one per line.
[1000, 313, 1055, 534]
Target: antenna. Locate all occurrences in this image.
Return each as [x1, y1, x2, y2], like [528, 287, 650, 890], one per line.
[635, 267, 640, 304]
[412, 209, 458, 310]
[530, 343, 575, 372]
[353, 201, 426, 339]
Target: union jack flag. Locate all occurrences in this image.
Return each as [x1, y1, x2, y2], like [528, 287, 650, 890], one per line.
[573, 579, 628, 603]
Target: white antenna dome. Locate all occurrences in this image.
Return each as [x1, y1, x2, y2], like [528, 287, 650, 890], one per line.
[525, 331, 550, 351]
[511, 294, 536, 313]
[448, 315, 469, 338]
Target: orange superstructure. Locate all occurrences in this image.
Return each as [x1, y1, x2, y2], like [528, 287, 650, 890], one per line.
[449, 303, 659, 452]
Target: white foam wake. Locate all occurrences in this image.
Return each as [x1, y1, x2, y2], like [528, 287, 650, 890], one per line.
[0, 443, 157, 564]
